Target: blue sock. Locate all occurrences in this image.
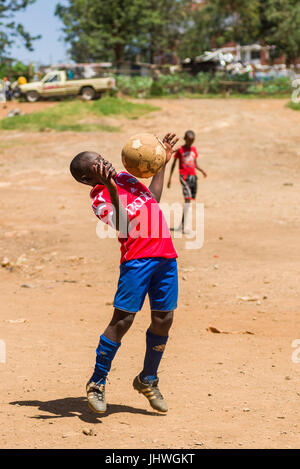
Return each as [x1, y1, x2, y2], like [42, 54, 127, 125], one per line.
[140, 329, 169, 383]
[90, 334, 121, 384]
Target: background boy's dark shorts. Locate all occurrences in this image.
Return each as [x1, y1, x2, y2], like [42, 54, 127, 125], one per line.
[180, 174, 197, 200]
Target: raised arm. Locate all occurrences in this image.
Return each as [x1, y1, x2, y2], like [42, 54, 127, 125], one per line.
[93, 160, 130, 235]
[148, 133, 179, 203]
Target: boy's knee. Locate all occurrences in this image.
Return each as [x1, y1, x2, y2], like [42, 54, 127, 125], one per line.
[105, 309, 135, 342]
[150, 310, 174, 336]
[113, 309, 135, 331]
[122, 312, 135, 330]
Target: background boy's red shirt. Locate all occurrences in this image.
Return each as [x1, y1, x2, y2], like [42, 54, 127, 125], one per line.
[174, 145, 198, 177]
[90, 172, 178, 264]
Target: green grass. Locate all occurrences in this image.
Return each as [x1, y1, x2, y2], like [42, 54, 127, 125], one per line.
[287, 101, 300, 111]
[0, 97, 160, 132]
[89, 97, 159, 117]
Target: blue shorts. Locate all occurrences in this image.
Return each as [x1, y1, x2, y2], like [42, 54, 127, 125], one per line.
[114, 257, 178, 313]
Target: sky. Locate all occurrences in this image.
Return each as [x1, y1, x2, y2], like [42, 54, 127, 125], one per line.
[8, 0, 69, 66]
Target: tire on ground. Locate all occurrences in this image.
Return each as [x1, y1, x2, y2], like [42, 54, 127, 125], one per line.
[81, 87, 96, 101]
[26, 91, 39, 103]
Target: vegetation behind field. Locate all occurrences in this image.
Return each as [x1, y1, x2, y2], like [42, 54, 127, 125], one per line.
[115, 73, 293, 99]
[0, 97, 160, 132]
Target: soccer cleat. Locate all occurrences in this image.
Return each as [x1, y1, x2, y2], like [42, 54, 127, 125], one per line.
[133, 375, 168, 413]
[86, 380, 107, 413]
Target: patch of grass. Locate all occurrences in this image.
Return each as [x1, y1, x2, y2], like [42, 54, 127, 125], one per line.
[287, 101, 300, 111]
[90, 96, 159, 118]
[0, 97, 160, 132]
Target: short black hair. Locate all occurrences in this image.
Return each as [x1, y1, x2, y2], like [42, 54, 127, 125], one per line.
[70, 151, 97, 183]
[184, 130, 195, 139]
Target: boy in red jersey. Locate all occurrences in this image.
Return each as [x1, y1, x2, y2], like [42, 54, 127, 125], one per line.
[70, 133, 178, 414]
[167, 130, 207, 233]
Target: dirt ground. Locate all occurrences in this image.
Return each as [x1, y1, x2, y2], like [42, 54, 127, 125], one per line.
[0, 100, 56, 120]
[0, 98, 300, 449]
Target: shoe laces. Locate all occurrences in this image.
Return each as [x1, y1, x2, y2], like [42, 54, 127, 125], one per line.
[94, 384, 105, 401]
[151, 381, 164, 400]
[89, 382, 105, 400]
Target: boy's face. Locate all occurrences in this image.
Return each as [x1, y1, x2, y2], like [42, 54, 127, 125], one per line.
[184, 133, 195, 146]
[80, 154, 112, 186]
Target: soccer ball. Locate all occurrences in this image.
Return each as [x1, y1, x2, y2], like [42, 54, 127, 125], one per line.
[121, 133, 166, 178]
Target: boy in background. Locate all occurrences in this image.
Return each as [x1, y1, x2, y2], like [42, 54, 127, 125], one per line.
[167, 130, 207, 233]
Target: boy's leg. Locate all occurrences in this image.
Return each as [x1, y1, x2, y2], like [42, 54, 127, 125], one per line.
[133, 258, 178, 413]
[90, 258, 151, 385]
[91, 308, 135, 383]
[87, 308, 135, 414]
[141, 309, 173, 381]
[184, 175, 198, 234]
[87, 258, 153, 413]
[133, 310, 173, 413]
[182, 199, 191, 233]
[180, 175, 193, 233]
[103, 307, 136, 343]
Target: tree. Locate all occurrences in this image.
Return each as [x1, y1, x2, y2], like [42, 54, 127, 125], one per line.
[55, 0, 191, 65]
[179, 0, 262, 59]
[179, 0, 300, 65]
[55, 0, 150, 64]
[264, 0, 300, 65]
[0, 0, 40, 59]
[0, 59, 31, 80]
[142, 0, 191, 64]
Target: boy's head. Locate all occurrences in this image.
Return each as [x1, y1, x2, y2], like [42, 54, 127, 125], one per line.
[184, 130, 195, 146]
[70, 151, 108, 187]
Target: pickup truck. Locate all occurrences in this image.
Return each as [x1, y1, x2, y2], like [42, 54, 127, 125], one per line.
[16, 70, 116, 102]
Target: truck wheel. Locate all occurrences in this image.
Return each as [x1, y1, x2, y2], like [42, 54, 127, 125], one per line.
[81, 87, 96, 101]
[26, 91, 39, 103]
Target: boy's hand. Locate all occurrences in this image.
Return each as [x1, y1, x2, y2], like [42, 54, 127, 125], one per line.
[162, 133, 179, 163]
[93, 160, 117, 188]
[201, 170, 207, 178]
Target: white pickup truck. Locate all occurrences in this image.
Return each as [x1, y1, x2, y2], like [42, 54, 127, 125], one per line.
[17, 70, 116, 102]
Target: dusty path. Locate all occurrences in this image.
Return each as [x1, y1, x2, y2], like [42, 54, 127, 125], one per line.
[0, 98, 300, 449]
[0, 100, 57, 119]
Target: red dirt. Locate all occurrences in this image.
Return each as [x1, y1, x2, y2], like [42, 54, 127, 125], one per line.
[0, 100, 57, 119]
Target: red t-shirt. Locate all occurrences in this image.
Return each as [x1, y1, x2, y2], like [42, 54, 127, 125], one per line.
[90, 172, 178, 264]
[174, 145, 198, 177]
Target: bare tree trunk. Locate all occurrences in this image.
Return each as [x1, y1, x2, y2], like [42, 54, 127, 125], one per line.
[115, 43, 124, 70]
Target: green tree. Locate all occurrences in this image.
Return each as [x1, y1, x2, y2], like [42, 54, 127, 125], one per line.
[0, 59, 31, 80]
[55, 0, 191, 65]
[0, 0, 40, 59]
[179, 0, 300, 65]
[179, 0, 262, 58]
[142, 0, 190, 64]
[265, 0, 300, 65]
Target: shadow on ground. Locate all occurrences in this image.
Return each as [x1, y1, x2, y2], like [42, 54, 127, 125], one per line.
[10, 397, 163, 424]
